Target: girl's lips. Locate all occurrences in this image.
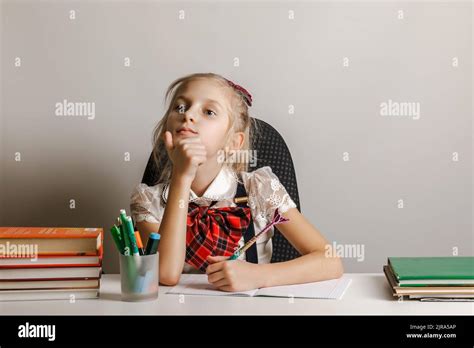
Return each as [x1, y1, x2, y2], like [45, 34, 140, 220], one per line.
[176, 130, 198, 136]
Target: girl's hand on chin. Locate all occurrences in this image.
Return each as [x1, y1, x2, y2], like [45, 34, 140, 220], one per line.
[164, 130, 207, 181]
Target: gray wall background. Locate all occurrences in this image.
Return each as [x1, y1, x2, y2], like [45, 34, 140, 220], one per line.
[1, 0, 472, 274]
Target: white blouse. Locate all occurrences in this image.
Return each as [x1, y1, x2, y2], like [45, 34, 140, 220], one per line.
[129, 166, 297, 274]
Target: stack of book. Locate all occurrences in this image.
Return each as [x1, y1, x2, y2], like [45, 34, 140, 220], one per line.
[0, 227, 103, 301]
[384, 257, 474, 301]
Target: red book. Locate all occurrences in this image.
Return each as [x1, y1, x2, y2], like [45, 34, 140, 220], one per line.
[0, 227, 103, 257]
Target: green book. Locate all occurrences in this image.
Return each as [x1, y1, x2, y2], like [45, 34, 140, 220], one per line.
[388, 257, 474, 287]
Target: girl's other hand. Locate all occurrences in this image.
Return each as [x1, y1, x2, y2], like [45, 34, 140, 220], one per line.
[206, 255, 262, 292]
[164, 130, 207, 181]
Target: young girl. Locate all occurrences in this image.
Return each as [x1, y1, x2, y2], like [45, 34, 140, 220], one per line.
[130, 72, 343, 292]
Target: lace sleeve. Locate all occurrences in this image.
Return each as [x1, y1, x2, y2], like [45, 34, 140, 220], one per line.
[129, 183, 164, 224]
[241, 166, 297, 226]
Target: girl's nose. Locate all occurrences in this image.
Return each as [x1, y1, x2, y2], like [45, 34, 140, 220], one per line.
[183, 110, 196, 123]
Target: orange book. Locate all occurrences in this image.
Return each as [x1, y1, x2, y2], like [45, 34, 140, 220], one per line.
[0, 245, 103, 268]
[0, 227, 103, 257]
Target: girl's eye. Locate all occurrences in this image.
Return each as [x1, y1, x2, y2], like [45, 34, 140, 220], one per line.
[206, 109, 217, 117]
[175, 104, 186, 113]
[174, 103, 216, 117]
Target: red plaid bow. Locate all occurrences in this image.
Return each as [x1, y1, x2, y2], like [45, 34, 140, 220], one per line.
[185, 202, 251, 272]
[224, 78, 253, 107]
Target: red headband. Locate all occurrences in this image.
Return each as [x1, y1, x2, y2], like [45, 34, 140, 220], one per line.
[224, 78, 253, 107]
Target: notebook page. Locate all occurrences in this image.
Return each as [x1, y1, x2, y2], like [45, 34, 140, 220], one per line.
[166, 274, 259, 297]
[255, 275, 352, 299]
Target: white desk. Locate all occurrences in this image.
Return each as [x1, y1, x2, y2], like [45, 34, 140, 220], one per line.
[0, 273, 472, 315]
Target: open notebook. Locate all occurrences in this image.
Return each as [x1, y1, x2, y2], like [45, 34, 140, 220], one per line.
[167, 274, 352, 300]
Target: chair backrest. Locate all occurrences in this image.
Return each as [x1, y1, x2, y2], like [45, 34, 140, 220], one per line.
[141, 118, 301, 262]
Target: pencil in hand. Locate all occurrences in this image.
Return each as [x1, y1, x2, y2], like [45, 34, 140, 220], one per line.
[228, 208, 289, 260]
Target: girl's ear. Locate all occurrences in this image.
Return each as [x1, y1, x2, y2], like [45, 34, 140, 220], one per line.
[230, 131, 245, 150]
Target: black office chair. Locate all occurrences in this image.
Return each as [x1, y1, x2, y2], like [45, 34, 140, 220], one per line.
[141, 118, 301, 263]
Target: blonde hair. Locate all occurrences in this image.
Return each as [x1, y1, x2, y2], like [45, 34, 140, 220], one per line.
[151, 72, 256, 185]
